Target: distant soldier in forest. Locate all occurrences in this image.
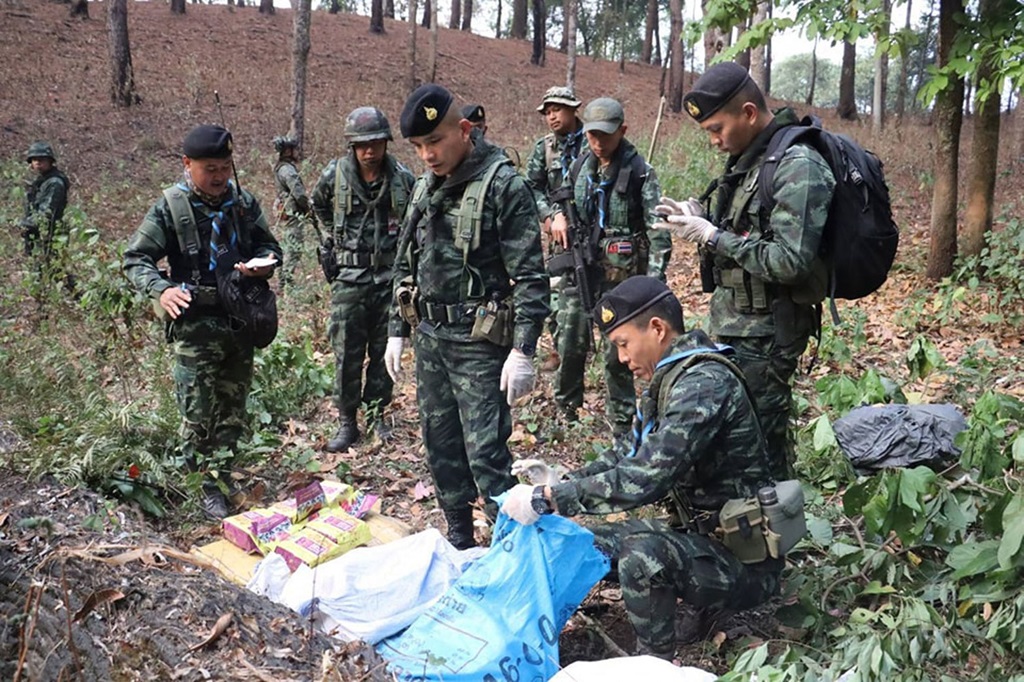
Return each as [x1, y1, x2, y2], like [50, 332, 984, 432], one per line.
[386, 84, 550, 549]
[549, 97, 672, 438]
[311, 107, 415, 452]
[19, 140, 70, 263]
[524, 85, 585, 372]
[123, 124, 282, 519]
[271, 135, 311, 291]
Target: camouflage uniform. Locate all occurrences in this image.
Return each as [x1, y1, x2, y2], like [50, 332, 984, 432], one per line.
[390, 139, 550, 527]
[272, 158, 310, 288]
[550, 329, 781, 657]
[20, 146, 70, 260]
[554, 140, 672, 434]
[123, 181, 282, 466]
[703, 108, 835, 478]
[312, 154, 414, 429]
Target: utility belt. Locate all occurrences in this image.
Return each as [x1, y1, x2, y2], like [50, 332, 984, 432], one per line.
[334, 249, 395, 269]
[714, 266, 771, 313]
[395, 279, 513, 347]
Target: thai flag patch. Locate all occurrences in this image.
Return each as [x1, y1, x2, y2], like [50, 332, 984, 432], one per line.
[607, 241, 632, 254]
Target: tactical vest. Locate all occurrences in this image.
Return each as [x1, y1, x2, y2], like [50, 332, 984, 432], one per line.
[332, 159, 410, 239]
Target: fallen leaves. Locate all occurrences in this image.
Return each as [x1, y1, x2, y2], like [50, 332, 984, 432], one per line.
[72, 588, 125, 623]
[188, 612, 233, 652]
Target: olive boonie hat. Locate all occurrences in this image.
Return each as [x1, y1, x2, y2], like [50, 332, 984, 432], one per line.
[183, 124, 233, 159]
[593, 276, 676, 335]
[683, 62, 752, 122]
[537, 86, 582, 112]
[581, 97, 624, 134]
[400, 84, 454, 138]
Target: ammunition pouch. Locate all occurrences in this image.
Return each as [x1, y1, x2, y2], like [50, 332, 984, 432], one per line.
[714, 267, 771, 313]
[698, 247, 716, 293]
[395, 278, 420, 328]
[317, 239, 340, 283]
[599, 234, 648, 284]
[715, 479, 807, 564]
[470, 298, 514, 347]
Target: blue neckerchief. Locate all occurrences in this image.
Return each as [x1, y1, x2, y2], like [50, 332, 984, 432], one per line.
[179, 181, 238, 270]
[625, 344, 733, 458]
[560, 129, 584, 183]
[585, 173, 614, 234]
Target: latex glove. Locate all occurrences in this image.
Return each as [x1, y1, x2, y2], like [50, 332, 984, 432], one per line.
[501, 483, 540, 525]
[655, 214, 719, 246]
[511, 458, 565, 487]
[500, 349, 536, 405]
[655, 196, 705, 219]
[384, 337, 406, 383]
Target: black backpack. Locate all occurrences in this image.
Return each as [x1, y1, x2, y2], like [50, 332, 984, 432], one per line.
[757, 115, 899, 322]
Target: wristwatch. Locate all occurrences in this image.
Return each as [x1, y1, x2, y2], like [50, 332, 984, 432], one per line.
[531, 486, 553, 516]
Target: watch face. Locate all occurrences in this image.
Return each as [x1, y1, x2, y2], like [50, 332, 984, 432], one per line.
[531, 488, 551, 515]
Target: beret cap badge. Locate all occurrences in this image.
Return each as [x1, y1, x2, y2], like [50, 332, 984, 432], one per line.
[685, 100, 701, 118]
[424, 106, 438, 121]
[601, 306, 615, 324]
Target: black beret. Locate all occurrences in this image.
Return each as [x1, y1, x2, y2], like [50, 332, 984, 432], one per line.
[461, 103, 485, 123]
[400, 84, 454, 138]
[683, 62, 752, 122]
[593, 276, 676, 334]
[183, 124, 233, 159]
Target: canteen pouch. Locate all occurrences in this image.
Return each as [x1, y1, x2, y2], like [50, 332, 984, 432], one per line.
[395, 278, 421, 328]
[470, 298, 513, 347]
[761, 480, 807, 559]
[718, 497, 769, 564]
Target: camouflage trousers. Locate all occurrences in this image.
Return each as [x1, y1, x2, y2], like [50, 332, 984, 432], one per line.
[328, 278, 394, 420]
[717, 333, 810, 480]
[414, 332, 516, 514]
[555, 282, 636, 434]
[277, 213, 307, 288]
[590, 518, 783, 655]
[169, 314, 254, 463]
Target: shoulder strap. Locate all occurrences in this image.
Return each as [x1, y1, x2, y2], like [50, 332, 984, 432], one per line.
[544, 133, 557, 171]
[757, 118, 822, 211]
[333, 159, 353, 234]
[162, 186, 202, 284]
[389, 161, 412, 217]
[454, 157, 512, 265]
[569, 150, 590, 186]
[656, 347, 733, 408]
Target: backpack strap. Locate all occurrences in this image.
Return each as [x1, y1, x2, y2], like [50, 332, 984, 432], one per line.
[454, 156, 512, 266]
[333, 159, 353, 237]
[162, 185, 202, 285]
[756, 116, 823, 213]
[543, 132, 557, 171]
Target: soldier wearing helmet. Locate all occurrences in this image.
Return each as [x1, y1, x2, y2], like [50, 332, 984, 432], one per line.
[20, 140, 70, 260]
[311, 106, 415, 452]
[271, 135, 311, 291]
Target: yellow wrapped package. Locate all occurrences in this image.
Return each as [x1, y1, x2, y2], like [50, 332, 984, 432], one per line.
[222, 508, 291, 554]
[273, 513, 370, 572]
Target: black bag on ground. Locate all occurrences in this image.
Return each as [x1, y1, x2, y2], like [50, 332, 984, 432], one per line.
[758, 115, 899, 321]
[215, 251, 278, 349]
[833, 404, 966, 473]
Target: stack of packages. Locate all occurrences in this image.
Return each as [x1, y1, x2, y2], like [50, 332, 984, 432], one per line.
[222, 480, 378, 571]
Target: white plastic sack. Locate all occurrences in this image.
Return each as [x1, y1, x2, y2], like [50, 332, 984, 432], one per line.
[247, 528, 485, 644]
[550, 656, 717, 682]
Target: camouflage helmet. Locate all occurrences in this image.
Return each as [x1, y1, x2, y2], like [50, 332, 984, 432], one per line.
[25, 140, 56, 162]
[343, 107, 393, 144]
[272, 136, 299, 154]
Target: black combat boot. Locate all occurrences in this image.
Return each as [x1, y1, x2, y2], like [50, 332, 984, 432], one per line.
[326, 418, 360, 452]
[443, 507, 476, 550]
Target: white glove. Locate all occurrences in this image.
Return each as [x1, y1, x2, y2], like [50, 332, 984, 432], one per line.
[511, 458, 565, 487]
[501, 483, 540, 525]
[384, 337, 406, 383]
[655, 196, 705, 219]
[654, 214, 719, 246]
[500, 349, 536, 406]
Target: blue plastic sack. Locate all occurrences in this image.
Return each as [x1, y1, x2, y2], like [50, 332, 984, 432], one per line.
[378, 512, 610, 681]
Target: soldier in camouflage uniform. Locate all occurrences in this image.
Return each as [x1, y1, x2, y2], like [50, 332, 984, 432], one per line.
[385, 85, 550, 549]
[502, 276, 781, 660]
[271, 136, 311, 290]
[311, 107, 415, 452]
[524, 86, 585, 373]
[20, 140, 70, 261]
[659, 63, 835, 479]
[123, 124, 282, 519]
[550, 98, 672, 437]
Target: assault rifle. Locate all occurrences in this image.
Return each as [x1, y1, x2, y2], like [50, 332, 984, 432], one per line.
[546, 184, 600, 321]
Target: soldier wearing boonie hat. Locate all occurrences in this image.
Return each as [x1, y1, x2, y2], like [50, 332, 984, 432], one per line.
[123, 123, 282, 521]
[657, 60, 836, 480]
[546, 97, 672, 439]
[385, 83, 550, 550]
[499, 274, 781, 661]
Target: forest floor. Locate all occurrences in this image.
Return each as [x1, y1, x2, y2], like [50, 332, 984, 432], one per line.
[2, 1, 1024, 680]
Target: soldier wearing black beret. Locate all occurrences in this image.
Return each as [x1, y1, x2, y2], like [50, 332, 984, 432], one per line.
[385, 83, 550, 549]
[460, 103, 488, 135]
[657, 61, 836, 480]
[501, 273, 781, 659]
[123, 124, 282, 520]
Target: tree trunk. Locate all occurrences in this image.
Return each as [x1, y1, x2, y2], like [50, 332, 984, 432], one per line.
[449, 0, 461, 29]
[495, 0, 502, 38]
[560, 0, 570, 50]
[408, 0, 419, 89]
[653, 13, 661, 65]
[107, 0, 137, 107]
[641, 0, 656, 64]
[428, 0, 438, 81]
[421, 0, 431, 28]
[531, 0, 546, 65]
[259, 0, 274, 14]
[385, 0, 395, 20]
[701, 0, 727, 65]
[565, 0, 577, 92]
[749, 1, 769, 92]
[806, 38, 818, 106]
[962, 0, 1008, 261]
[895, 0, 912, 122]
[461, 0, 472, 30]
[70, 0, 88, 18]
[289, 0, 311, 152]
[511, 0, 527, 39]
[668, 0, 683, 113]
[735, 20, 750, 69]
[371, 0, 385, 33]
[837, 40, 858, 120]
[925, 0, 965, 280]
[872, 0, 891, 131]
[170, 0, 186, 14]
[329, 0, 340, 15]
